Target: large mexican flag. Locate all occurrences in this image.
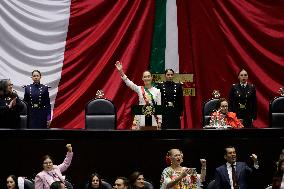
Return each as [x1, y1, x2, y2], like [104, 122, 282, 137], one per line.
[1, 0, 282, 128]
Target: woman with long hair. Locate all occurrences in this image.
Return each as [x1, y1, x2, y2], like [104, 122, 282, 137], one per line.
[87, 173, 107, 189]
[129, 171, 145, 189]
[0, 79, 23, 128]
[6, 175, 19, 189]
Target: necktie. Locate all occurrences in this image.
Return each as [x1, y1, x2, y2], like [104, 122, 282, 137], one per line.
[231, 164, 239, 189]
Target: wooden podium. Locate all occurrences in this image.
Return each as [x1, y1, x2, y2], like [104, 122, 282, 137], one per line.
[132, 105, 163, 130]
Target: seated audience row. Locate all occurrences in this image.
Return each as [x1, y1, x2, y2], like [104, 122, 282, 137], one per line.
[4, 144, 284, 189]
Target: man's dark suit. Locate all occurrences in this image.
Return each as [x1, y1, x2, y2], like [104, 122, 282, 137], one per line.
[214, 162, 254, 189]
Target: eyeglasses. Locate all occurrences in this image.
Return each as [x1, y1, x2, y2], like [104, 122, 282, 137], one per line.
[43, 162, 53, 165]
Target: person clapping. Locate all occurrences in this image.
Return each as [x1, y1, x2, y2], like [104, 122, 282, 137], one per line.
[160, 149, 206, 189]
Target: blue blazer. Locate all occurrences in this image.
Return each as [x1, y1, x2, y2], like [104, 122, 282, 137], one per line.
[214, 162, 254, 189]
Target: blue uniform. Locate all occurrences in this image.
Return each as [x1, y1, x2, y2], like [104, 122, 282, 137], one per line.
[24, 83, 51, 129]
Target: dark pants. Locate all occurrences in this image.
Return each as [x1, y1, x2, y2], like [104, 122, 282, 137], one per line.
[237, 110, 253, 128]
[161, 107, 181, 129]
[28, 108, 48, 129]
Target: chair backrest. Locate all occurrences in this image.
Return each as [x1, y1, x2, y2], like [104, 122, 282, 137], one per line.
[207, 180, 215, 189]
[64, 180, 73, 189]
[85, 98, 116, 130]
[24, 179, 34, 189]
[144, 181, 154, 189]
[203, 98, 219, 126]
[19, 100, 28, 128]
[102, 181, 112, 189]
[269, 96, 284, 128]
[84, 181, 112, 189]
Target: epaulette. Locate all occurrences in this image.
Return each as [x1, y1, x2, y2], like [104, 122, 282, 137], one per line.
[43, 84, 51, 88]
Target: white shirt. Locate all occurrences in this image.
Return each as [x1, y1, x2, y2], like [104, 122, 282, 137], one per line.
[226, 162, 259, 189]
[226, 162, 236, 189]
[122, 75, 162, 127]
[240, 82, 247, 88]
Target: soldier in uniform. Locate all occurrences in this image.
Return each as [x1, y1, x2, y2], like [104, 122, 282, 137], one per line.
[229, 69, 257, 128]
[24, 70, 51, 129]
[157, 69, 183, 129]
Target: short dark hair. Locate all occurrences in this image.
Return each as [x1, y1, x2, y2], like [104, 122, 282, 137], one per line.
[42, 155, 53, 164]
[142, 70, 152, 76]
[116, 177, 129, 188]
[238, 69, 247, 76]
[215, 98, 228, 110]
[50, 181, 64, 189]
[224, 146, 235, 156]
[32, 70, 42, 76]
[164, 69, 174, 75]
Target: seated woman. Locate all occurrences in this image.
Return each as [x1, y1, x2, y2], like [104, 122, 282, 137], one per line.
[34, 144, 73, 189]
[115, 61, 162, 130]
[129, 171, 146, 189]
[272, 159, 284, 189]
[160, 149, 206, 189]
[6, 175, 20, 189]
[0, 79, 23, 129]
[87, 172, 109, 189]
[209, 98, 244, 128]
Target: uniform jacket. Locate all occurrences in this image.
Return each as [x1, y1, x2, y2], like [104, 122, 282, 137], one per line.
[229, 83, 257, 120]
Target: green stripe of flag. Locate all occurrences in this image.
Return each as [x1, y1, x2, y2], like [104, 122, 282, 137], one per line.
[150, 0, 166, 74]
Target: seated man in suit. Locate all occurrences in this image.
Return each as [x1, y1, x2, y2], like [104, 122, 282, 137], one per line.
[214, 146, 259, 189]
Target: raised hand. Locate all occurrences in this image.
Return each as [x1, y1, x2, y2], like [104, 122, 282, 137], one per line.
[115, 61, 123, 71]
[180, 168, 191, 178]
[250, 154, 258, 162]
[66, 144, 72, 152]
[200, 159, 207, 167]
[115, 61, 125, 77]
[8, 98, 16, 108]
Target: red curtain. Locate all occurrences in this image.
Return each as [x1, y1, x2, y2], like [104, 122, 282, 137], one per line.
[178, 0, 284, 128]
[52, 0, 155, 129]
[52, 0, 284, 129]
